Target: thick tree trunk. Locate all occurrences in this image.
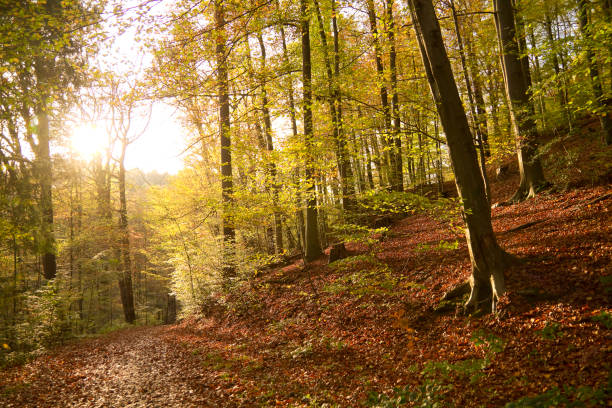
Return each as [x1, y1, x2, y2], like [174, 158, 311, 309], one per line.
[301, 0, 323, 262]
[494, 0, 547, 201]
[409, 0, 512, 313]
[215, 0, 236, 279]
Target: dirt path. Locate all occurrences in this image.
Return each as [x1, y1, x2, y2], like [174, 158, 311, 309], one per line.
[0, 327, 219, 407]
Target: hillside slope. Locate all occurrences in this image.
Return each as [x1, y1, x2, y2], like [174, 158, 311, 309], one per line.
[1, 136, 611, 407]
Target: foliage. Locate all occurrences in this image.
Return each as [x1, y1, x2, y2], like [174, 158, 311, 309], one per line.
[537, 322, 564, 340]
[505, 372, 611, 408]
[325, 256, 397, 297]
[591, 311, 612, 329]
[330, 223, 388, 248]
[356, 191, 434, 216]
[0, 280, 75, 367]
[366, 331, 506, 407]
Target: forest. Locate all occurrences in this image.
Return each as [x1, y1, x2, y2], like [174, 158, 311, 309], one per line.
[0, 0, 611, 406]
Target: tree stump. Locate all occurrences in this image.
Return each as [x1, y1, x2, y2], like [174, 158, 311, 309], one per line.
[328, 243, 349, 264]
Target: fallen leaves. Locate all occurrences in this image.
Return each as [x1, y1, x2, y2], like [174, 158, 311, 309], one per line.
[1, 179, 611, 407]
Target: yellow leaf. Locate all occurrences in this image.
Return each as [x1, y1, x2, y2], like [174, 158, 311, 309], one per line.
[2, 343, 9, 350]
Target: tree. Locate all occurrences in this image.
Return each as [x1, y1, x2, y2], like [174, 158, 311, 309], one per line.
[494, 0, 548, 200]
[301, 0, 323, 262]
[215, 0, 236, 279]
[107, 77, 152, 324]
[386, 0, 404, 192]
[577, 0, 612, 145]
[366, 0, 394, 189]
[408, 0, 513, 313]
[312, 0, 356, 211]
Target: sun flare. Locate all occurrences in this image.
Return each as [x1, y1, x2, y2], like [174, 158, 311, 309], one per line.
[70, 123, 108, 159]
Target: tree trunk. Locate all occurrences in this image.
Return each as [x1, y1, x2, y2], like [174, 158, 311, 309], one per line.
[215, 0, 236, 279]
[578, 0, 612, 145]
[409, 0, 512, 313]
[313, 0, 355, 211]
[366, 0, 395, 189]
[301, 0, 323, 262]
[386, 0, 404, 192]
[165, 293, 176, 324]
[32, 63, 56, 281]
[449, 0, 490, 203]
[494, 0, 548, 200]
[276, 2, 306, 252]
[257, 34, 284, 253]
[118, 143, 136, 324]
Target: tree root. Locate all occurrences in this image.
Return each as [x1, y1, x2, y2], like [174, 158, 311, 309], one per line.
[442, 281, 471, 301]
[506, 181, 552, 205]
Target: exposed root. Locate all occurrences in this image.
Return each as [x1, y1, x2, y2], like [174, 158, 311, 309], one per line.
[442, 281, 471, 301]
[464, 251, 517, 315]
[507, 181, 552, 204]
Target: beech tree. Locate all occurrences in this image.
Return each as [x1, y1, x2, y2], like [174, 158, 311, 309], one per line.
[494, 0, 548, 200]
[215, 0, 236, 279]
[301, 0, 323, 262]
[409, 0, 513, 312]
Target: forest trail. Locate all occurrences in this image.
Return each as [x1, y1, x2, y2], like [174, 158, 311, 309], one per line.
[1, 180, 611, 407]
[0, 326, 219, 407]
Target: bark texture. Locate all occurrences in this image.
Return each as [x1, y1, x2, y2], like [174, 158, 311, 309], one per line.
[118, 143, 136, 324]
[215, 0, 236, 279]
[494, 0, 547, 200]
[409, 0, 511, 313]
[301, 0, 323, 262]
[578, 0, 612, 145]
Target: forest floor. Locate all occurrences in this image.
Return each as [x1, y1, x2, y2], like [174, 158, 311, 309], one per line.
[1, 132, 612, 407]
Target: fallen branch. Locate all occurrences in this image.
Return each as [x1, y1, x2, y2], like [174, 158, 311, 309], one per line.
[562, 192, 612, 209]
[502, 220, 543, 234]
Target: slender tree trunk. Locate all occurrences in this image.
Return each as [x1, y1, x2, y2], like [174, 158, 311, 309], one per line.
[528, 28, 547, 129]
[331, 0, 357, 208]
[362, 130, 375, 189]
[118, 143, 136, 323]
[257, 34, 284, 253]
[313, 0, 355, 211]
[387, 0, 404, 191]
[215, 0, 236, 278]
[370, 133, 386, 187]
[366, 0, 394, 189]
[464, 21, 491, 157]
[409, 0, 512, 313]
[32, 0, 59, 281]
[350, 130, 367, 193]
[578, 0, 612, 145]
[494, 0, 547, 201]
[301, 0, 323, 261]
[543, 11, 569, 112]
[34, 109, 57, 280]
[277, 3, 306, 251]
[449, 0, 490, 203]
